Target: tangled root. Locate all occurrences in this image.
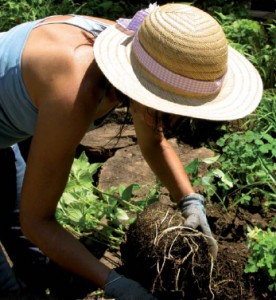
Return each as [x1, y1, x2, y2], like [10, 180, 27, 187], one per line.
[121, 202, 214, 299]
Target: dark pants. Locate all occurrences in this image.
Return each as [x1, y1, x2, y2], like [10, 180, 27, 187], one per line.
[0, 144, 51, 296]
[0, 144, 23, 294]
[0, 143, 94, 299]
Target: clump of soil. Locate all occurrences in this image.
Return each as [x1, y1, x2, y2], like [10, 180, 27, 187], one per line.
[120, 201, 268, 300]
[120, 202, 214, 299]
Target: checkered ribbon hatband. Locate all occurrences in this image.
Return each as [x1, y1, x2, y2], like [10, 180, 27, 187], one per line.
[132, 34, 225, 95]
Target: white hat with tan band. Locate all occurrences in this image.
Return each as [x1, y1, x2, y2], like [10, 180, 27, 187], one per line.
[94, 2, 263, 121]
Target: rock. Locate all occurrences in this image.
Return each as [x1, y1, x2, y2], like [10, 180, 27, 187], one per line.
[98, 144, 156, 198]
[81, 123, 136, 151]
[80, 120, 214, 199]
[80, 123, 136, 162]
[92, 125, 214, 199]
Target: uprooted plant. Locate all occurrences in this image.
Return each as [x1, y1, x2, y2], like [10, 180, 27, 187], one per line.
[120, 202, 215, 300]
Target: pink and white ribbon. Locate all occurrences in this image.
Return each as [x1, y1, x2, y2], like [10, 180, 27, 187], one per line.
[116, 3, 225, 95]
[132, 34, 225, 94]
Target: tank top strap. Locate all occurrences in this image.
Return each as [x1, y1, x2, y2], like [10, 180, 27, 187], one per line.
[34, 15, 109, 37]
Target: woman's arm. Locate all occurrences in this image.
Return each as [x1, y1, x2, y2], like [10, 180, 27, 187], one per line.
[20, 44, 111, 288]
[130, 101, 194, 202]
[131, 101, 218, 258]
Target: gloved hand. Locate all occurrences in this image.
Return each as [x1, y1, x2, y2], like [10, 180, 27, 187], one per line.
[178, 193, 218, 259]
[104, 270, 157, 300]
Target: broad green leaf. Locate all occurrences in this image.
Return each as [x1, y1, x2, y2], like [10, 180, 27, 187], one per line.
[262, 133, 274, 144]
[259, 144, 271, 154]
[67, 208, 83, 223]
[244, 265, 258, 273]
[201, 175, 213, 186]
[245, 130, 255, 142]
[246, 174, 255, 185]
[200, 155, 220, 164]
[121, 184, 140, 201]
[61, 192, 78, 205]
[269, 269, 276, 277]
[212, 169, 233, 188]
[147, 188, 157, 197]
[185, 159, 199, 175]
[115, 208, 129, 221]
[254, 139, 264, 146]
[89, 162, 103, 177]
[107, 196, 118, 206]
[128, 217, 137, 225]
[119, 184, 126, 198]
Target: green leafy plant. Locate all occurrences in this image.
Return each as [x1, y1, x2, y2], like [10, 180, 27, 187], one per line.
[216, 131, 275, 206]
[245, 227, 276, 292]
[188, 90, 276, 212]
[0, 0, 79, 31]
[244, 89, 276, 135]
[0, 0, 147, 32]
[214, 11, 276, 89]
[56, 152, 159, 250]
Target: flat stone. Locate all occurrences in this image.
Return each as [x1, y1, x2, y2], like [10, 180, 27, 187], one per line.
[80, 123, 136, 151]
[98, 138, 214, 199]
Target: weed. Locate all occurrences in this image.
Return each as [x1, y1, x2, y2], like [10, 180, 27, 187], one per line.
[245, 227, 276, 292]
[56, 152, 160, 250]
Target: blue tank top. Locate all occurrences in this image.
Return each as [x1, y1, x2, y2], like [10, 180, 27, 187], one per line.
[0, 16, 109, 148]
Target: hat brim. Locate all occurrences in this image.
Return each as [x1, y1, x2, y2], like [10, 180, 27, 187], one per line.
[94, 24, 263, 121]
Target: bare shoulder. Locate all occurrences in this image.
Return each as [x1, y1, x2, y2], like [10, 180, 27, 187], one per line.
[22, 20, 102, 108]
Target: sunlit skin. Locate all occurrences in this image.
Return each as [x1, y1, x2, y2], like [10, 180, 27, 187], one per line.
[20, 15, 195, 288]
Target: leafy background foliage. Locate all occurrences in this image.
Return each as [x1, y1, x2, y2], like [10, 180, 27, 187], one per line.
[0, 0, 149, 31]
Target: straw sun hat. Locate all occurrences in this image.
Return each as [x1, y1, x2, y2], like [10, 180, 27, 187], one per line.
[94, 3, 263, 121]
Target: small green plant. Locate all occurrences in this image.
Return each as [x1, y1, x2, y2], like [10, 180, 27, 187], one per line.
[216, 130, 275, 205]
[56, 152, 159, 250]
[214, 11, 276, 89]
[185, 155, 233, 209]
[245, 227, 276, 292]
[188, 90, 276, 211]
[188, 132, 276, 210]
[244, 89, 276, 134]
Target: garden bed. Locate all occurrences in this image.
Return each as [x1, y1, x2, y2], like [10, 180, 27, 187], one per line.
[116, 200, 274, 300]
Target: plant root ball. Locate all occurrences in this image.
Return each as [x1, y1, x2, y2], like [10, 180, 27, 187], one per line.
[120, 202, 214, 300]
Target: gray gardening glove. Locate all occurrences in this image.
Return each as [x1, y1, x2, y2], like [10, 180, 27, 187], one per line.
[178, 193, 218, 259]
[104, 270, 157, 300]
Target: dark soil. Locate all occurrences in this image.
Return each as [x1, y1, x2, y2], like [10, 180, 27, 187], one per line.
[118, 201, 274, 300]
[3, 194, 274, 300]
[3, 185, 274, 300]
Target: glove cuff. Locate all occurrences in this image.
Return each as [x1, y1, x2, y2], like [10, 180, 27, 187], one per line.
[104, 270, 123, 288]
[178, 193, 205, 210]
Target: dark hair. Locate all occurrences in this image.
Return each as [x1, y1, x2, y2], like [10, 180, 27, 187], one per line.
[114, 87, 190, 141]
[152, 110, 191, 141]
[113, 85, 222, 146]
[161, 112, 224, 146]
[114, 88, 131, 108]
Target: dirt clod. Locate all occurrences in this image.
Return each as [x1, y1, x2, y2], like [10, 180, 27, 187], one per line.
[119, 201, 270, 300]
[120, 202, 214, 299]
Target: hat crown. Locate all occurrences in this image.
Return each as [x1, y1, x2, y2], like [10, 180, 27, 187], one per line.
[138, 4, 228, 81]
